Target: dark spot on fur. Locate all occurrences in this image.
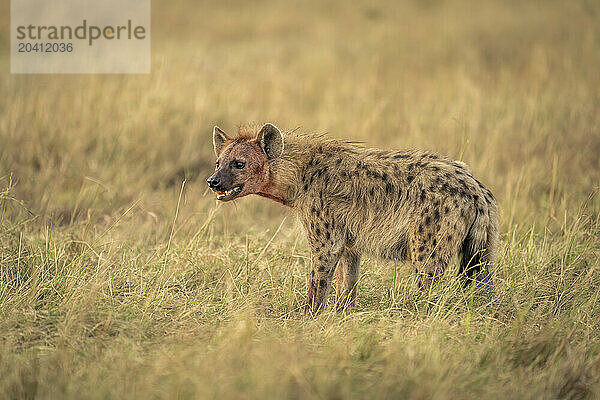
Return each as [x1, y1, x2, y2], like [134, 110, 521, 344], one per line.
[386, 183, 393, 194]
[304, 183, 309, 191]
[346, 230, 356, 246]
[418, 225, 423, 233]
[407, 175, 414, 184]
[418, 255, 424, 262]
[394, 154, 409, 159]
[319, 279, 328, 288]
[425, 216, 431, 225]
[434, 209, 440, 220]
[316, 228, 321, 235]
[370, 187, 375, 196]
[418, 245, 425, 252]
[447, 234, 453, 242]
[420, 190, 426, 203]
[408, 163, 415, 171]
[326, 231, 331, 240]
[432, 238, 437, 246]
[444, 206, 449, 214]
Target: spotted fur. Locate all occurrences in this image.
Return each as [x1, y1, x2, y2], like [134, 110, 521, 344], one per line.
[208, 123, 499, 313]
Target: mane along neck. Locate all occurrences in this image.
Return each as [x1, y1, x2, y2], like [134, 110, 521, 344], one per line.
[253, 130, 358, 208]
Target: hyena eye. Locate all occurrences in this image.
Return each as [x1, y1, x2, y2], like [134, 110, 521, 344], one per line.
[232, 161, 246, 169]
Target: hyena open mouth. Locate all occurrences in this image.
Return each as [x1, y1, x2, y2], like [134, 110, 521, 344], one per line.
[216, 185, 243, 201]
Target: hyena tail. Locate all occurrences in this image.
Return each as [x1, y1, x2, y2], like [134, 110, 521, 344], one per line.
[460, 205, 499, 294]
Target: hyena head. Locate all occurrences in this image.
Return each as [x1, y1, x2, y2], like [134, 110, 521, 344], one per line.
[207, 123, 284, 201]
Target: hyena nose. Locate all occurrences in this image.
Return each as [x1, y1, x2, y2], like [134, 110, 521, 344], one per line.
[207, 176, 221, 189]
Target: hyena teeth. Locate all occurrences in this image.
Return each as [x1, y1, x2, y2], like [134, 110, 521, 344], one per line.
[207, 122, 499, 313]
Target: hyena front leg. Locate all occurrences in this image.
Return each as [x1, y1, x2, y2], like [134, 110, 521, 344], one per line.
[305, 232, 345, 315]
[335, 250, 361, 311]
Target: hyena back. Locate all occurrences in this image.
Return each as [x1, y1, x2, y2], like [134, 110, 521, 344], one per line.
[207, 123, 499, 313]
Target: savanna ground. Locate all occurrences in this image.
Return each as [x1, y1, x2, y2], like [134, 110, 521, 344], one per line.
[1, 0, 600, 398]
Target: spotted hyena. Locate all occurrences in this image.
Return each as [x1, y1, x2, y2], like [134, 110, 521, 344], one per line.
[207, 123, 499, 313]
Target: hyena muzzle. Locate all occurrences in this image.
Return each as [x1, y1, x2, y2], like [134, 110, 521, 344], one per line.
[207, 123, 499, 313]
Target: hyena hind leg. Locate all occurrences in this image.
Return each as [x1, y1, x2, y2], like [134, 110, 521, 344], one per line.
[334, 250, 361, 311]
[409, 238, 450, 291]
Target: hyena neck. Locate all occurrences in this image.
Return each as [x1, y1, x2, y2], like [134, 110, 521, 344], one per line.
[256, 166, 298, 207]
[256, 191, 289, 206]
[256, 141, 307, 207]
[255, 132, 335, 208]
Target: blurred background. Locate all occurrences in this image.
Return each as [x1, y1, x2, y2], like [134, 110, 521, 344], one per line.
[0, 0, 599, 398]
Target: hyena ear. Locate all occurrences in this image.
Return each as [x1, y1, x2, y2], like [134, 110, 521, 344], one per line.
[256, 123, 284, 159]
[213, 126, 230, 156]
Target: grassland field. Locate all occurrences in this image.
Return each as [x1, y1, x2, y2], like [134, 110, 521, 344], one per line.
[0, 0, 600, 398]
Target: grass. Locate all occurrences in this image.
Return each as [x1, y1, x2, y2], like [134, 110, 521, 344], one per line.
[1, 0, 600, 398]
